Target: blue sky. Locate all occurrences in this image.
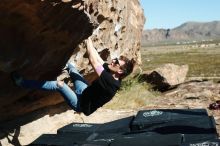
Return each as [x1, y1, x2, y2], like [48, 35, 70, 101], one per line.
[140, 0, 220, 30]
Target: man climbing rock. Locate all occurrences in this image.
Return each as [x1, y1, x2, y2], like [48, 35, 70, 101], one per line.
[11, 37, 135, 116]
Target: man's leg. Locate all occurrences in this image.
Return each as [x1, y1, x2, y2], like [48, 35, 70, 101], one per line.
[66, 63, 89, 95]
[11, 73, 80, 111]
[57, 81, 81, 111]
[24, 80, 80, 111]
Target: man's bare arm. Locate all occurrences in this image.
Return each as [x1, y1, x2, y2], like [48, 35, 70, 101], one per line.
[85, 37, 104, 76]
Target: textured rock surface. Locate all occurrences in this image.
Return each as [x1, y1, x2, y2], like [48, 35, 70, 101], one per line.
[0, 0, 145, 122]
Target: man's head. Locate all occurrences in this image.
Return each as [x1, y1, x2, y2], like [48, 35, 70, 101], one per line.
[109, 56, 136, 79]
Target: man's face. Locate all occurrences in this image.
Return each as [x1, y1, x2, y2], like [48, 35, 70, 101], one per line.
[110, 58, 125, 74]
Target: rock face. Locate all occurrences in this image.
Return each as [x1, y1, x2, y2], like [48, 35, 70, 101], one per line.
[0, 0, 145, 122]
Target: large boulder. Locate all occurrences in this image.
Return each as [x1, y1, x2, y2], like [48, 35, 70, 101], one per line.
[140, 64, 189, 91]
[0, 0, 145, 122]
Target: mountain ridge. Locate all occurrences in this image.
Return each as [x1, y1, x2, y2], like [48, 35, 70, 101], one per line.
[142, 21, 220, 44]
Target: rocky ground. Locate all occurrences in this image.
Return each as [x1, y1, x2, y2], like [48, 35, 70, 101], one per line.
[0, 80, 219, 146]
[145, 80, 220, 136]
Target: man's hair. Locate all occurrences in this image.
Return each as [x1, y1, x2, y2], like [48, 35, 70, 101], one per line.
[119, 56, 136, 79]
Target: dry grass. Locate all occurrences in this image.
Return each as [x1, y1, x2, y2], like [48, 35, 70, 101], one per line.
[141, 44, 220, 78]
[104, 76, 159, 109]
[105, 41, 220, 109]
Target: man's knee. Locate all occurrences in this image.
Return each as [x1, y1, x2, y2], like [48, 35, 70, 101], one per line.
[57, 80, 64, 88]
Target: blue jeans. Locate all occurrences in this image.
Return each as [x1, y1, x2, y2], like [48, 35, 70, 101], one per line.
[21, 63, 88, 112]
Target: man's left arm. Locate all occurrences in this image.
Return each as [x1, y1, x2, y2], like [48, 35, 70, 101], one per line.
[85, 37, 104, 76]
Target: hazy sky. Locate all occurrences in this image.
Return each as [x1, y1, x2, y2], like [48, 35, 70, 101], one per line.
[140, 0, 220, 30]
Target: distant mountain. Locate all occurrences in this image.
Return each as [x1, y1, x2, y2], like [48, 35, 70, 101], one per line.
[142, 21, 220, 45]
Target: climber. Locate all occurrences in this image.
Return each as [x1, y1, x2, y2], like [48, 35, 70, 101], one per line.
[11, 37, 135, 116]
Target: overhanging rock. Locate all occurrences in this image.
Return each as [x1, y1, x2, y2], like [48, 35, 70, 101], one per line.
[0, 0, 145, 122]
